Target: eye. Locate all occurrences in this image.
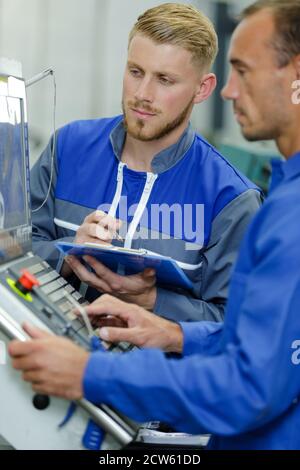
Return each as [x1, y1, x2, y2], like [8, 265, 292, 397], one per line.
[158, 76, 173, 85]
[129, 67, 143, 78]
[236, 68, 247, 77]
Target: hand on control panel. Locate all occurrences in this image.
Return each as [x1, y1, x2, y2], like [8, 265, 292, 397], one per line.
[85, 295, 183, 354]
[8, 323, 89, 400]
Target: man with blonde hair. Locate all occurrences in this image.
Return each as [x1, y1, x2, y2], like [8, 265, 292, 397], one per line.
[30, 3, 260, 323]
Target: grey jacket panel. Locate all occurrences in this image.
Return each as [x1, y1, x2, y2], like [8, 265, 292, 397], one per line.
[31, 135, 61, 268]
[154, 190, 263, 322]
[31, 137, 86, 269]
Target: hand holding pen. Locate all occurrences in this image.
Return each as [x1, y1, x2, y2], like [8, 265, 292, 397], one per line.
[94, 210, 124, 242]
[74, 210, 123, 245]
[61, 210, 123, 278]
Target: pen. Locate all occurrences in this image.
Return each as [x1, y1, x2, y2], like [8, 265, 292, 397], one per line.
[112, 231, 124, 242]
[94, 210, 123, 242]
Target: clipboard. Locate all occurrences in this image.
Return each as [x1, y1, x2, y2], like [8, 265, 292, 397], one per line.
[56, 241, 193, 291]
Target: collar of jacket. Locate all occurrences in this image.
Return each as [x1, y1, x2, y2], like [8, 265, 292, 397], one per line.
[270, 151, 300, 192]
[109, 117, 195, 174]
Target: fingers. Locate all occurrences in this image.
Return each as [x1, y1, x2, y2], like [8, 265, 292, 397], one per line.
[11, 354, 41, 372]
[9, 326, 51, 361]
[83, 211, 122, 242]
[8, 338, 40, 358]
[75, 222, 112, 245]
[28, 381, 77, 400]
[98, 215, 122, 236]
[117, 269, 156, 293]
[139, 269, 156, 288]
[83, 256, 124, 291]
[142, 268, 156, 279]
[22, 370, 43, 384]
[93, 314, 127, 328]
[22, 372, 74, 399]
[65, 256, 112, 292]
[22, 323, 51, 340]
[84, 210, 120, 228]
[98, 326, 138, 344]
[87, 223, 113, 242]
[85, 294, 133, 323]
[66, 253, 156, 297]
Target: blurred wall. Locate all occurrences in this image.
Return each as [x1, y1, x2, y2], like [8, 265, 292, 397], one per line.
[0, 0, 270, 166]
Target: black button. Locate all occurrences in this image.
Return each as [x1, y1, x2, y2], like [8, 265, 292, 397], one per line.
[42, 306, 54, 319]
[32, 394, 50, 410]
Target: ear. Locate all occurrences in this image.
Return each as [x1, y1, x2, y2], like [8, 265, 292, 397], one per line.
[294, 55, 300, 80]
[193, 73, 217, 104]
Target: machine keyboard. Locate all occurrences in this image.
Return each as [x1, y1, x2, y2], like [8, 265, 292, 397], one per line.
[3, 255, 134, 353]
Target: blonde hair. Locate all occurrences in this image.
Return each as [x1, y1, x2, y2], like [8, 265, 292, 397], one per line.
[129, 3, 218, 72]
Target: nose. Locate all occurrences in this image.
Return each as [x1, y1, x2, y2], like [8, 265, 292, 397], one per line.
[134, 77, 154, 103]
[221, 73, 239, 101]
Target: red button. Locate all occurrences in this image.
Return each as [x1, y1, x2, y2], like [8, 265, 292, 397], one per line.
[18, 270, 40, 292]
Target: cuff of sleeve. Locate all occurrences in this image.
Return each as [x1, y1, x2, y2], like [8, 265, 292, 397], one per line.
[180, 321, 223, 356]
[83, 351, 116, 404]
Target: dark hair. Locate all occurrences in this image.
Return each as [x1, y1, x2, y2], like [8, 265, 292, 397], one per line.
[241, 0, 300, 67]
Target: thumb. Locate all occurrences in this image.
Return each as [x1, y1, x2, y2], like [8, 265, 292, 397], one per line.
[22, 322, 51, 340]
[142, 268, 156, 278]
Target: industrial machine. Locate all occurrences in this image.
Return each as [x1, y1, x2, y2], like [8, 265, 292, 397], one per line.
[0, 66, 137, 450]
[0, 62, 209, 451]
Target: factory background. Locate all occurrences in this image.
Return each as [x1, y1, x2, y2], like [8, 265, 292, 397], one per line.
[0, 0, 279, 186]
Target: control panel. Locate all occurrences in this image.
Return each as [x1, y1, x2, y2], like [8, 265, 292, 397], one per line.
[0, 254, 132, 353]
[0, 253, 136, 449]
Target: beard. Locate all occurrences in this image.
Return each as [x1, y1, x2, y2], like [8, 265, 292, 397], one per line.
[122, 97, 194, 142]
